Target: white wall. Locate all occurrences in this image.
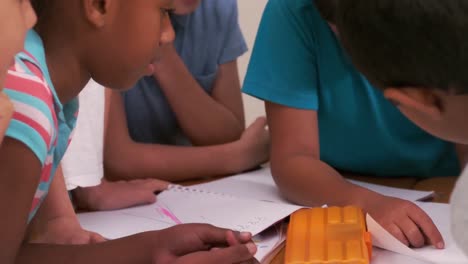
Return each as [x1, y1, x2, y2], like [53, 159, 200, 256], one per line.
[238, 0, 268, 125]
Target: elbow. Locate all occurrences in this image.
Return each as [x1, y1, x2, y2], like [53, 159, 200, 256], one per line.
[270, 157, 318, 206]
[270, 166, 301, 204]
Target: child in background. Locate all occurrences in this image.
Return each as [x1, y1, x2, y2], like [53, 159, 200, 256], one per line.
[243, 0, 460, 248]
[335, 0, 468, 253]
[0, 0, 257, 263]
[106, 0, 269, 182]
[0, 0, 36, 144]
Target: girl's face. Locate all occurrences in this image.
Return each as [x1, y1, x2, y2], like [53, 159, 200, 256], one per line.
[0, 0, 37, 87]
[85, 0, 176, 90]
[172, 0, 201, 15]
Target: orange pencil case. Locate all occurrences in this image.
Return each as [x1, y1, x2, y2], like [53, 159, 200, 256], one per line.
[285, 206, 372, 264]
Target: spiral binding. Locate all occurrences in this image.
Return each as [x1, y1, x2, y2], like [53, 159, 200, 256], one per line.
[167, 184, 236, 198]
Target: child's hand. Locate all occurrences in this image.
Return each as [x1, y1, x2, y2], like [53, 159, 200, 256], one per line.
[233, 117, 270, 172]
[30, 215, 105, 245]
[74, 178, 169, 211]
[152, 224, 258, 264]
[0, 91, 14, 142]
[364, 193, 444, 249]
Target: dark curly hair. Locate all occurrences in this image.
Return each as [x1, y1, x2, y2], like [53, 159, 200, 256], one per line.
[337, 0, 468, 93]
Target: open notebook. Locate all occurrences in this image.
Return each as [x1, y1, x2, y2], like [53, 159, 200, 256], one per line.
[78, 167, 465, 263]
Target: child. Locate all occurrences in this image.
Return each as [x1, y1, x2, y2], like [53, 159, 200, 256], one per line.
[0, 0, 257, 263]
[0, 0, 36, 145]
[105, 0, 270, 182]
[243, 0, 459, 248]
[334, 0, 468, 253]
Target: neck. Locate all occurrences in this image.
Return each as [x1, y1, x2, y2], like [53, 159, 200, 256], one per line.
[36, 27, 90, 105]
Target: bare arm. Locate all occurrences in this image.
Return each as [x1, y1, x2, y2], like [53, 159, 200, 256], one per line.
[30, 166, 78, 227]
[104, 91, 268, 182]
[266, 101, 444, 248]
[0, 138, 42, 263]
[17, 226, 257, 264]
[266, 102, 363, 207]
[153, 45, 245, 145]
[28, 165, 104, 244]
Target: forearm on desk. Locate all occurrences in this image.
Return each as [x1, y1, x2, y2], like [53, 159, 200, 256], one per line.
[105, 91, 246, 182]
[271, 154, 373, 208]
[17, 233, 154, 264]
[105, 140, 244, 182]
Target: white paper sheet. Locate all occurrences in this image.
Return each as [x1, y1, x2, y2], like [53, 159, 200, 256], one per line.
[79, 185, 302, 239]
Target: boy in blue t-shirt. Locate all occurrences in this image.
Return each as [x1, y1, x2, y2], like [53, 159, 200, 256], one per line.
[105, 0, 269, 183]
[243, 0, 461, 248]
[336, 0, 468, 252]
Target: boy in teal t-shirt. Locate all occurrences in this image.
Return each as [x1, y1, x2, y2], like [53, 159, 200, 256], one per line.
[336, 0, 468, 252]
[243, 0, 461, 248]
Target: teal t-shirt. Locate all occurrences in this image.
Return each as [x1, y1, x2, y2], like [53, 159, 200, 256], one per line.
[243, 0, 459, 177]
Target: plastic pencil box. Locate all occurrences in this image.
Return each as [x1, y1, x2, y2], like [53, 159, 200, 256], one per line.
[285, 206, 372, 264]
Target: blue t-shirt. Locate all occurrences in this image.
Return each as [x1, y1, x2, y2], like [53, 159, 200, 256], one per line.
[243, 0, 459, 177]
[123, 0, 247, 145]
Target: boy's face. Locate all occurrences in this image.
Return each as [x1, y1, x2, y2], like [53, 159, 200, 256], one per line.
[84, 0, 175, 90]
[384, 88, 468, 145]
[172, 0, 201, 15]
[0, 0, 36, 87]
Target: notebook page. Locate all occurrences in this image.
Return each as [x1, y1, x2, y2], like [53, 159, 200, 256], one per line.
[78, 185, 302, 239]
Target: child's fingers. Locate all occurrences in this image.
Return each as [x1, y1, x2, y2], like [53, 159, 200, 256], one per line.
[180, 243, 257, 264]
[169, 225, 239, 255]
[251, 117, 267, 129]
[89, 232, 107, 243]
[226, 231, 253, 246]
[226, 231, 240, 246]
[398, 217, 425, 248]
[145, 179, 170, 191]
[131, 178, 169, 191]
[134, 190, 157, 205]
[408, 206, 445, 249]
[387, 223, 409, 247]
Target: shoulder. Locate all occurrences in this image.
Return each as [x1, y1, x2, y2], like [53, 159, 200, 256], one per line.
[263, 0, 321, 24]
[3, 52, 57, 165]
[5, 52, 55, 114]
[195, 0, 240, 31]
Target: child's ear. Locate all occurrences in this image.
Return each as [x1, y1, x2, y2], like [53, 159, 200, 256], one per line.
[82, 0, 114, 27]
[383, 87, 444, 120]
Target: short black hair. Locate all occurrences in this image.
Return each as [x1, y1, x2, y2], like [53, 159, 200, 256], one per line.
[337, 0, 468, 93]
[315, 0, 338, 23]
